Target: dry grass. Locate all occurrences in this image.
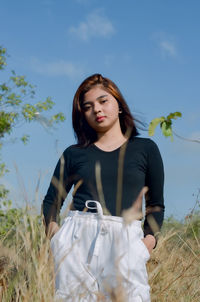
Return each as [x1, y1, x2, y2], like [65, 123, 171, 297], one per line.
[149, 229, 200, 302]
[0, 212, 55, 302]
[0, 210, 199, 302]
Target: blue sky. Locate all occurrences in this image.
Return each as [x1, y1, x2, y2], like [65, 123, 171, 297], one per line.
[1, 0, 200, 220]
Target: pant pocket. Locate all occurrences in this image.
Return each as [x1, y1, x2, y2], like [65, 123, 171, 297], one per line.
[50, 222, 65, 245]
[52, 220, 99, 300]
[138, 238, 150, 262]
[115, 226, 151, 301]
[50, 216, 77, 258]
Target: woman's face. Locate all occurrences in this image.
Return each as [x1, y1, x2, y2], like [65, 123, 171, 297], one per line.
[82, 85, 120, 133]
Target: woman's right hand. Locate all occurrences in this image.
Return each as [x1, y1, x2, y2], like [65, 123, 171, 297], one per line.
[46, 221, 60, 240]
[142, 234, 156, 254]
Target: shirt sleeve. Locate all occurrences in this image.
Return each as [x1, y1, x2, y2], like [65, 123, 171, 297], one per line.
[144, 139, 165, 240]
[42, 148, 73, 227]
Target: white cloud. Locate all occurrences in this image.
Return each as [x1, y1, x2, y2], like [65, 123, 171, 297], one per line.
[152, 32, 178, 58]
[30, 57, 84, 78]
[160, 40, 177, 57]
[68, 10, 115, 41]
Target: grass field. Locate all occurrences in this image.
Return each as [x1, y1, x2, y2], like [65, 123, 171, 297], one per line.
[0, 204, 199, 302]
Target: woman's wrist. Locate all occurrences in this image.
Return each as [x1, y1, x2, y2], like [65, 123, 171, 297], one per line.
[46, 221, 60, 239]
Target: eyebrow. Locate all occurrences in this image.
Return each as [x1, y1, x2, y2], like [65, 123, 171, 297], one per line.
[83, 94, 108, 105]
[96, 94, 108, 100]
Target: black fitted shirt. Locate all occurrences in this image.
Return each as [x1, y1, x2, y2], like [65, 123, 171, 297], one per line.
[42, 137, 165, 237]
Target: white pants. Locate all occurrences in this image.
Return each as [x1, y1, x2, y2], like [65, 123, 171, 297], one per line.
[50, 201, 151, 302]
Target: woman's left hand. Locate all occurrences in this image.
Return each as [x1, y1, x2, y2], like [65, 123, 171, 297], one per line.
[142, 235, 156, 255]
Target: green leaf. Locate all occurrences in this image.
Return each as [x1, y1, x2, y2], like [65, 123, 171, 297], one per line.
[10, 75, 28, 87]
[21, 134, 30, 145]
[22, 104, 37, 121]
[161, 121, 173, 137]
[0, 46, 7, 70]
[167, 112, 182, 120]
[35, 97, 55, 112]
[0, 83, 9, 91]
[0, 112, 12, 137]
[50, 112, 66, 124]
[149, 111, 182, 140]
[148, 117, 165, 136]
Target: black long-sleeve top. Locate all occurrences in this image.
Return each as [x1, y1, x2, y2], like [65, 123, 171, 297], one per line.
[42, 137, 165, 237]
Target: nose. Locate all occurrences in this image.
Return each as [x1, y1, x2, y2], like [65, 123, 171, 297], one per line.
[93, 102, 102, 113]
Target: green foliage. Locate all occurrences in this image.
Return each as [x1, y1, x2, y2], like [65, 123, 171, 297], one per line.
[0, 184, 9, 201]
[0, 144, 9, 177]
[162, 215, 183, 233]
[21, 134, 30, 144]
[0, 46, 66, 180]
[161, 209, 200, 250]
[0, 47, 65, 144]
[149, 112, 182, 140]
[0, 46, 66, 221]
[0, 46, 7, 70]
[0, 186, 19, 241]
[184, 211, 200, 239]
[148, 117, 165, 136]
[0, 163, 8, 178]
[0, 194, 42, 246]
[0, 201, 23, 241]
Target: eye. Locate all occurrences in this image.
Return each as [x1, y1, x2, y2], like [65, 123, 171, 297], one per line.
[100, 99, 108, 104]
[82, 103, 92, 111]
[82, 105, 91, 111]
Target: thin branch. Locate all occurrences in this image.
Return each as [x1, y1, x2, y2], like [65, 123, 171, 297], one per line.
[173, 131, 200, 144]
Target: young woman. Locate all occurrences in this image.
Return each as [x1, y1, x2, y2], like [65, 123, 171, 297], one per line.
[42, 74, 165, 302]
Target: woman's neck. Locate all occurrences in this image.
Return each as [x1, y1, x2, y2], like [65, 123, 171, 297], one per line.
[95, 124, 127, 151]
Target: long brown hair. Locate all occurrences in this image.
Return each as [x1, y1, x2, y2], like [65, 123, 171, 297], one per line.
[72, 74, 139, 146]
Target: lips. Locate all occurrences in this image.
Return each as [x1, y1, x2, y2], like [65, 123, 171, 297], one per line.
[96, 116, 106, 122]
